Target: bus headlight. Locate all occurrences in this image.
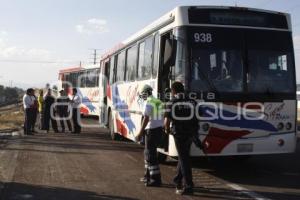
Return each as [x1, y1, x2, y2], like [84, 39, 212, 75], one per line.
[205, 141, 210, 148]
[286, 122, 292, 130]
[202, 123, 210, 132]
[277, 122, 284, 131]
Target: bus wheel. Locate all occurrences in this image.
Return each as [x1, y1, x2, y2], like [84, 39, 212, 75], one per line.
[157, 152, 167, 164]
[109, 113, 119, 141]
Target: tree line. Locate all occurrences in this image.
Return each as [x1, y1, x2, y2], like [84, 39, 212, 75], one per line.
[0, 85, 24, 106]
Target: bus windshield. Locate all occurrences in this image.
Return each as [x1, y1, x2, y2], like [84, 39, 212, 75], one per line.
[191, 49, 243, 92]
[189, 27, 244, 93]
[247, 30, 295, 93]
[187, 27, 295, 94]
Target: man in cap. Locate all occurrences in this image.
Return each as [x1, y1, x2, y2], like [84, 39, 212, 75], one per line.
[70, 88, 82, 134]
[43, 89, 59, 133]
[56, 89, 72, 133]
[164, 82, 199, 195]
[135, 84, 163, 187]
[23, 88, 35, 135]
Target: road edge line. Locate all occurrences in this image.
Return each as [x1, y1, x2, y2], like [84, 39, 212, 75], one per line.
[226, 183, 271, 200]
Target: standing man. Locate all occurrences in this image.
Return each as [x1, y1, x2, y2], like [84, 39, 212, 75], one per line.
[70, 88, 82, 134]
[164, 82, 199, 195]
[30, 89, 38, 133]
[43, 89, 59, 133]
[56, 90, 72, 133]
[23, 88, 34, 135]
[135, 84, 163, 187]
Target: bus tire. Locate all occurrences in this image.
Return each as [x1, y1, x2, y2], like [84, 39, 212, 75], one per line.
[157, 152, 167, 163]
[109, 113, 119, 141]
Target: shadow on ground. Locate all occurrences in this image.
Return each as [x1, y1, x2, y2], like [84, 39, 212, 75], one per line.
[0, 182, 269, 200]
[189, 138, 300, 200]
[0, 182, 138, 200]
[4, 132, 143, 153]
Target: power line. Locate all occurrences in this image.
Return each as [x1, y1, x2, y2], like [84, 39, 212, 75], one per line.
[0, 59, 79, 64]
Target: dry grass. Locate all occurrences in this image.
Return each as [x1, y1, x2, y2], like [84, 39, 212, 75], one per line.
[0, 106, 24, 131]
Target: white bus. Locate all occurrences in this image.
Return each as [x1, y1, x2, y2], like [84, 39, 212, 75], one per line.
[297, 86, 300, 121]
[98, 6, 297, 160]
[58, 64, 100, 116]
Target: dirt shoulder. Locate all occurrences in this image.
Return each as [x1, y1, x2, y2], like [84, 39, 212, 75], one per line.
[0, 104, 23, 131]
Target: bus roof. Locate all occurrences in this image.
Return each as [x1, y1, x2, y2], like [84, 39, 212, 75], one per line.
[101, 5, 291, 60]
[59, 64, 99, 74]
[59, 66, 82, 74]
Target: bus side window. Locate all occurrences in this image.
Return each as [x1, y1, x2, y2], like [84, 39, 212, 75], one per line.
[152, 33, 159, 78]
[109, 56, 115, 84]
[86, 69, 97, 88]
[76, 72, 80, 87]
[65, 74, 70, 87]
[125, 45, 138, 81]
[138, 36, 153, 80]
[70, 72, 78, 88]
[116, 51, 126, 82]
[69, 73, 73, 87]
[80, 71, 86, 88]
[92, 69, 98, 87]
[85, 70, 91, 87]
[96, 69, 100, 87]
[104, 61, 110, 85]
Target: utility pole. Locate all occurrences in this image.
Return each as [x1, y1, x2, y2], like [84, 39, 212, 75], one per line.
[93, 49, 97, 65]
[89, 49, 102, 65]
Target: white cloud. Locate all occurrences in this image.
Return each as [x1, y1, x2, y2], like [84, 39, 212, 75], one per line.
[76, 18, 109, 35]
[0, 30, 8, 39]
[0, 30, 87, 88]
[0, 31, 52, 60]
[294, 35, 300, 50]
[0, 30, 8, 47]
[0, 30, 8, 36]
[0, 45, 51, 60]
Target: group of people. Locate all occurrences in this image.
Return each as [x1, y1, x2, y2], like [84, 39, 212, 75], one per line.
[135, 82, 201, 195]
[23, 82, 199, 195]
[23, 87, 82, 135]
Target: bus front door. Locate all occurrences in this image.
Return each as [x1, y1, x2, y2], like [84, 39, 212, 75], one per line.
[99, 60, 110, 127]
[159, 32, 176, 101]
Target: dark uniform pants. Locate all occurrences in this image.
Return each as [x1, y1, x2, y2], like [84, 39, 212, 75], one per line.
[58, 111, 72, 132]
[43, 111, 58, 132]
[72, 108, 81, 133]
[144, 127, 163, 184]
[24, 108, 33, 135]
[31, 108, 38, 131]
[173, 136, 193, 188]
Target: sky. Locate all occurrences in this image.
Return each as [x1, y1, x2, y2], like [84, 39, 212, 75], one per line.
[0, 0, 300, 89]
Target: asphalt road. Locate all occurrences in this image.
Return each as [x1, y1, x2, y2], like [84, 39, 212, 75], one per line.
[0, 118, 299, 200]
